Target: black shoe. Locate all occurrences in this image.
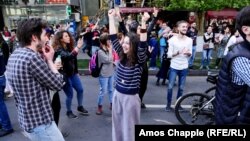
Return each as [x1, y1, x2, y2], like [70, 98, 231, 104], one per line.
[77, 106, 89, 115]
[156, 81, 160, 86]
[61, 131, 70, 138]
[66, 111, 78, 119]
[162, 81, 166, 85]
[165, 106, 174, 112]
[0, 129, 14, 137]
[141, 103, 146, 109]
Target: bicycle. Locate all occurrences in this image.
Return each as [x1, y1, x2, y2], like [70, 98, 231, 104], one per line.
[174, 71, 219, 125]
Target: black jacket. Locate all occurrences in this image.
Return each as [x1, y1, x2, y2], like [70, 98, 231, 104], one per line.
[0, 41, 9, 76]
[56, 46, 78, 77]
[215, 41, 250, 124]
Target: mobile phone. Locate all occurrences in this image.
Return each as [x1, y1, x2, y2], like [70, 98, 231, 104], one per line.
[45, 45, 50, 53]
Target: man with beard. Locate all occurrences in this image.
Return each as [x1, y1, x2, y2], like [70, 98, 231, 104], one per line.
[166, 20, 192, 111]
[6, 18, 65, 141]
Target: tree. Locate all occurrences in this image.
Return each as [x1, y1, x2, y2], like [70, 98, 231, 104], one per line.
[155, 0, 250, 11]
[22, 0, 29, 5]
[151, 0, 250, 34]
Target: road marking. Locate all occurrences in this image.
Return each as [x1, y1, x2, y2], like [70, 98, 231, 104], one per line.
[145, 104, 206, 108]
[145, 104, 167, 108]
[154, 119, 174, 124]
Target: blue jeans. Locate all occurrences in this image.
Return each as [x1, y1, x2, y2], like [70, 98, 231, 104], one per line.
[25, 121, 64, 141]
[160, 46, 166, 63]
[201, 49, 213, 67]
[149, 47, 158, 68]
[167, 68, 188, 107]
[188, 46, 196, 67]
[0, 75, 13, 131]
[98, 75, 114, 105]
[63, 74, 84, 112]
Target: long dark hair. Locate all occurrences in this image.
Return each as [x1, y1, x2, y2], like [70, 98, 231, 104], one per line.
[120, 32, 139, 67]
[52, 30, 74, 51]
[17, 18, 47, 47]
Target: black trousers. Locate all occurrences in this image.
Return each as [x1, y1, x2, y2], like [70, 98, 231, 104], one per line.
[51, 92, 61, 126]
[139, 63, 148, 102]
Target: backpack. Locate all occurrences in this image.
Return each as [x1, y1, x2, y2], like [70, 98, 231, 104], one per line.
[89, 50, 103, 77]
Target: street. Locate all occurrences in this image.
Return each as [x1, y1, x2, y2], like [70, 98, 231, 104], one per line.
[2, 75, 214, 141]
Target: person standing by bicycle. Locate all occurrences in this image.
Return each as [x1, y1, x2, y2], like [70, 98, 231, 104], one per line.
[215, 6, 250, 124]
[166, 20, 192, 111]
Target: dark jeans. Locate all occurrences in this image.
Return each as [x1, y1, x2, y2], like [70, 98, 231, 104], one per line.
[63, 74, 84, 112]
[149, 47, 158, 68]
[51, 92, 61, 126]
[139, 63, 148, 102]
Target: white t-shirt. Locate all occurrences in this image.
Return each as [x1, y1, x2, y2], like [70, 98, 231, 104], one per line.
[167, 35, 193, 70]
[224, 35, 244, 56]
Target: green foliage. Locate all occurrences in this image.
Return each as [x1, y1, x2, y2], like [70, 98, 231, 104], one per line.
[151, 0, 250, 11]
[150, 0, 169, 7]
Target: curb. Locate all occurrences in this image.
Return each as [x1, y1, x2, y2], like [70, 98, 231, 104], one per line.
[78, 69, 218, 76]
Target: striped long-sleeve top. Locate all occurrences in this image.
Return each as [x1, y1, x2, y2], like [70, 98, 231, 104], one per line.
[110, 34, 147, 95]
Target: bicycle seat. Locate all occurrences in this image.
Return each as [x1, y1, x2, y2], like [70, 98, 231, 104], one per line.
[207, 70, 219, 76]
[207, 71, 219, 84]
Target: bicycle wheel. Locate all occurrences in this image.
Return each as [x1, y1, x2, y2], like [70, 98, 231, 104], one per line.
[175, 93, 215, 125]
[205, 86, 216, 97]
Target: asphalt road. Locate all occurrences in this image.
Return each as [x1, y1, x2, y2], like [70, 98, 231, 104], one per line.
[2, 75, 214, 141]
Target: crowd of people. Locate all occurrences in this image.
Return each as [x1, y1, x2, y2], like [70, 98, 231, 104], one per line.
[0, 5, 250, 141]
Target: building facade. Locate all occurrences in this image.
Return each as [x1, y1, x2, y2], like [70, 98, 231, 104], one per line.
[0, 0, 81, 30]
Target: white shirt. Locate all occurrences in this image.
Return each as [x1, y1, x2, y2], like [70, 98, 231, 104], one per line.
[167, 35, 193, 70]
[224, 35, 244, 56]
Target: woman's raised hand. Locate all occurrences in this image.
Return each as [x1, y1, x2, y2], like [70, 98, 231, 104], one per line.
[108, 9, 116, 18]
[141, 12, 150, 22]
[76, 37, 84, 49]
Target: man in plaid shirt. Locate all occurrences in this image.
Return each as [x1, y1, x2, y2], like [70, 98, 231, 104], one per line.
[6, 18, 65, 141]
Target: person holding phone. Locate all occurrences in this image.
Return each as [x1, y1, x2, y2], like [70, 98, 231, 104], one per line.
[52, 30, 88, 119]
[6, 18, 65, 141]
